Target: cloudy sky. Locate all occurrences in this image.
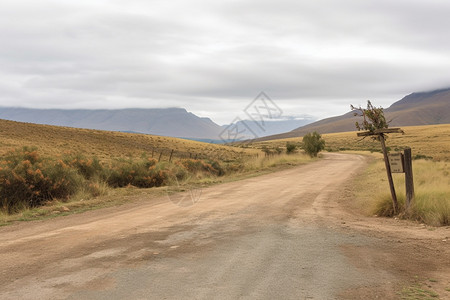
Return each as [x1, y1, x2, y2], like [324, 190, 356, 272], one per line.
[1, 0, 449, 124]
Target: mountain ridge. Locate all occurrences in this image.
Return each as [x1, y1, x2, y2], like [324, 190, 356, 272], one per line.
[0, 107, 224, 140]
[0, 106, 314, 141]
[255, 87, 450, 141]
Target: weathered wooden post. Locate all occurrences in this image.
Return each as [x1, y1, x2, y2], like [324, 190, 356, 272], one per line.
[158, 151, 163, 162]
[403, 147, 414, 210]
[379, 134, 399, 214]
[169, 149, 174, 162]
[357, 128, 404, 214]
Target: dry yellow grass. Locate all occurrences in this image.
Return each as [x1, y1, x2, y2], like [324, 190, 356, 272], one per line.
[0, 119, 259, 162]
[249, 124, 450, 161]
[354, 154, 450, 226]
[323, 124, 450, 161]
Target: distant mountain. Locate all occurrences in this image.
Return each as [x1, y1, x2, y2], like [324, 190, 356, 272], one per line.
[221, 118, 315, 140]
[0, 107, 224, 140]
[256, 87, 450, 141]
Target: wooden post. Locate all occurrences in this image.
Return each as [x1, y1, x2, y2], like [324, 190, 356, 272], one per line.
[357, 128, 404, 215]
[379, 134, 399, 214]
[169, 149, 174, 162]
[158, 151, 163, 162]
[404, 147, 414, 211]
[152, 148, 154, 158]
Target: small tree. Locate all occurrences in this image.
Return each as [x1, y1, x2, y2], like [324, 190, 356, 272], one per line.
[286, 142, 297, 154]
[351, 101, 389, 138]
[302, 132, 325, 157]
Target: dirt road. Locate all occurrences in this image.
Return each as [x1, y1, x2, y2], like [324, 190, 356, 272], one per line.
[0, 153, 448, 299]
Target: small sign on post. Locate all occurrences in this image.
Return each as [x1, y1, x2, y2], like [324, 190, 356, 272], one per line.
[388, 152, 404, 173]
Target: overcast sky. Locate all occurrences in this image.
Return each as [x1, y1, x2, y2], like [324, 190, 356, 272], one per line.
[1, 0, 449, 124]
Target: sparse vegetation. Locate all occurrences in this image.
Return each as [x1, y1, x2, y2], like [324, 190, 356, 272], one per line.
[322, 124, 450, 162]
[252, 124, 450, 162]
[399, 283, 439, 299]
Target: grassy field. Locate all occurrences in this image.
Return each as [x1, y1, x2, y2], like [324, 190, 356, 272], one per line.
[0, 119, 259, 162]
[248, 124, 450, 161]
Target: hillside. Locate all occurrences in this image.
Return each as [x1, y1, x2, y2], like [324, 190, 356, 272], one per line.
[257, 87, 450, 140]
[0, 119, 256, 162]
[0, 107, 224, 140]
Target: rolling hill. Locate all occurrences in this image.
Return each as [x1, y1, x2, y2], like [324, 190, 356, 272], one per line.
[0, 119, 257, 163]
[258, 87, 450, 140]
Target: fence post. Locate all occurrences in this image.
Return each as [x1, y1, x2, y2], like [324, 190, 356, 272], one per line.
[169, 149, 174, 162]
[158, 151, 163, 162]
[404, 148, 415, 211]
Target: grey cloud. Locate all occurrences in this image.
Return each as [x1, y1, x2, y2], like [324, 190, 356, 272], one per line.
[0, 0, 449, 123]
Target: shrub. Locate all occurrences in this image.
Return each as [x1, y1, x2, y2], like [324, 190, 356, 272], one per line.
[180, 159, 223, 176]
[286, 142, 297, 154]
[302, 132, 325, 157]
[206, 160, 225, 176]
[104, 158, 172, 188]
[62, 152, 103, 180]
[0, 147, 83, 213]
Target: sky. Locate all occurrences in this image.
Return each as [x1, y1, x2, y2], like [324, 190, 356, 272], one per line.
[1, 0, 450, 125]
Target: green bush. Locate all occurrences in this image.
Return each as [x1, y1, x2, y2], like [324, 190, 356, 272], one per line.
[302, 132, 325, 157]
[286, 142, 297, 154]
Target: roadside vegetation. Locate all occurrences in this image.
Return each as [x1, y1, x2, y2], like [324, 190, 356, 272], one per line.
[0, 144, 313, 224]
[352, 152, 449, 226]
